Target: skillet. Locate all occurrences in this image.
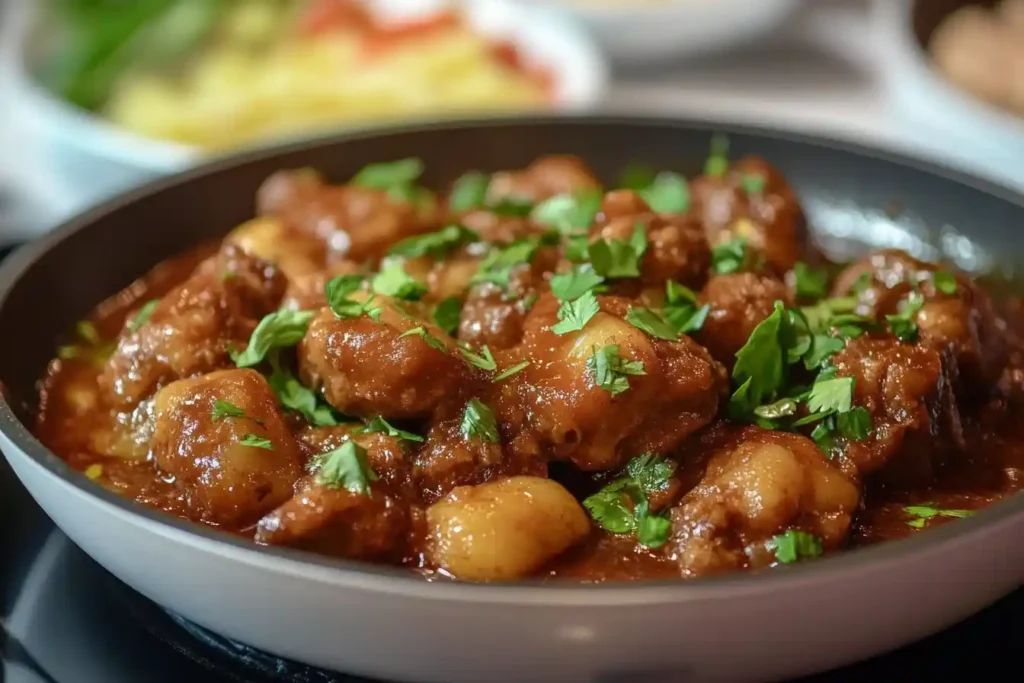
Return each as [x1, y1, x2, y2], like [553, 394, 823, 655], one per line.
[0, 115, 1022, 683]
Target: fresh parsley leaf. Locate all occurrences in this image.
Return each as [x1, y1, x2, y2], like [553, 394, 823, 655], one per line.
[740, 173, 766, 196]
[711, 237, 747, 274]
[551, 290, 600, 335]
[531, 191, 601, 234]
[810, 419, 837, 455]
[729, 301, 787, 413]
[550, 265, 605, 302]
[76, 321, 101, 345]
[805, 376, 854, 415]
[493, 360, 529, 382]
[460, 398, 499, 442]
[471, 235, 553, 290]
[398, 326, 448, 352]
[372, 261, 428, 301]
[588, 223, 648, 279]
[767, 529, 823, 564]
[626, 453, 675, 494]
[582, 454, 676, 547]
[351, 158, 423, 190]
[128, 299, 159, 332]
[432, 296, 463, 336]
[886, 292, 925, 341]
[803, 334, 845, 370]
[638, 172, 690, 213]
[904, 503, 974, 529]
[357, 416, 424, 442]
[932, 270, 958, 295]
[449, 172, 490, 211]
[753, 398, 799, 420]
[212, 399, 245, 421]
[387, 224, 479, 260]
[314, 441, 378, 494]
[636, 508, 672, 548]
[618, 163, 657, 190]
[794, 262, 829, 299]
[563, 233, 590, 263]
[233, 310, 315, 368]
[267, 356, 339, 427]
[587, 345, 646, 396]
[625, 306, 678, 341]
[664, 281, 710, 334]
[704, 134, 730, 177]
[836, 406, 872, 441]
[325, 274, 377, 320]
[490, 197, 535, 217]
[239, 433, 273, 450]
[851, 272, 873, 294]
[582, 484, 637, 534]
[459, 343, 497, 372]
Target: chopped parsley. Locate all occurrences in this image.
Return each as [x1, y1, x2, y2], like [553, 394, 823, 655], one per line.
[793, 262, 829, 299]
[387, 224, 479, 260]
[325, 274, 377, 320]
[588, 223, 648, 279]
[582, 453, 675, 548]
[460, 398, 499, 442]
[767, 529, 823, 564]
[664, 281, 711, 335]
[587, 345, 646, 396]
[211, 399, 246, 421]
[704, 134, 730, 177]
[549, 264, 605, 302]
[76, 321, 101, 345]
[233, 310, 315, 368]
[127, 299, 159, 332]
[885, 292, 925, 341]
[740, 173, 766, 196]
[459, 343, 497, 372]
[239, 433, 273, 450]
[711, 237, 747, 275]
[431, 296, 463, 336]
[637, 172, 690, 214]
[267, 356, 339, 427]
[728, 302, 787, 415]
[398, 326, 448, 352]
[357, 416, 424, 443]
[904, 504, 974, 529]
[494, 360, 529, 382]
[449, 172, 490, 211]
[531, 191, 601, 234]
[471, 234, 555, 290]
[313, 441, 378, 495]
[618, 163, 656, 190]
[372, 261, 428, 301]
[932, 270, 958, 295]
[351, 158, 428, 205]
[551, 290, 600, 335]
[804, 377, 854, 416]
[625, 306, 678, 341]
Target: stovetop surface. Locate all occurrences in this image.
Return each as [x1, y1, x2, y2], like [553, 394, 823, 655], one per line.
[0, 244, 1020, 683]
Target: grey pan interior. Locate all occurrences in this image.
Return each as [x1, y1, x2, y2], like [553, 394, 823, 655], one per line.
[0, 116, 1023, 682]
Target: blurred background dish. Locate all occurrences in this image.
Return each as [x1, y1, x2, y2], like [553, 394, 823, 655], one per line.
[5, 0, 607, 214]
[521, 0, 800, 64]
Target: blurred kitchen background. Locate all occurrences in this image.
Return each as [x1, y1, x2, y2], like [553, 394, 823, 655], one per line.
[1, 0, 1022, 244]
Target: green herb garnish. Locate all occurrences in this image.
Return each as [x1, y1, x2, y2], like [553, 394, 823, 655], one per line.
[531, 191, 601, 234]
[313, 441, 378, 494]
[767, 529, 823, 564]
[587, 345, 646, 396]
[904, 504, 974, 529]
[582, 453, 675, 548]
[588, 223, 648, 279]
[212, 399, 245, 421]
[459, 343, 497, 372]
[460, 398, 499, 442]
[372, 261, 428, 301]
[793, 262, 829, 299]
[711, 237, 747, 275]
[638, 172, 690, 214]
[551, 290, 600, 335]
[239, 433, 273, 450]
[886, 292, 925, 341]
[357, 416, 424, 443]
[128, 299, 159, 332]
[549, 265, 605, 302]
[398, 326, 448, 352]
[233, 310, 315, 368]
[704, 134, 730, 177]
[431, 296, 463, 336]
[388, 224, 479, 260]
[625, 306, 678, 341]
[494, 360, 530, 382]
[932, 271, 958, 295]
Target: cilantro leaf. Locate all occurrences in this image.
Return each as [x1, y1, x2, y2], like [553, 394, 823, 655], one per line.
[549, 265, 605, 302]
[239, 433, 273, 450]
[387, 224, 479, 260]
[626, 453, 675, 494]
[636, 509, 672, 548]
[794, 262, 829, 299]
[76, 321, 101, 345]
[460, 398, 499, 442]
[582, 453, 676, 547]
[904, 503, 974, 529]
[551, 290, 600, 335]
[767, 529, 823, 564]
[638, 172, 690, 214]
[932, 270, 958, 295]
[740, 173, 766, 196]
[531, 191, 601, 234]
[729, 301, 787, 413]
[471, 235, 553, 290]
[398, 326, 448, 352]
[836, 406, 872, 441]
[805, 376, 854, 415]
[588, 223, 648, 279]
[372, 261, 428, 301]
[803, 334, 845, 370]
[212, 399, 245, 421]
[582, 485, 637, 534]
[233, 310, 315, 368]
[494, 360, 529, 382]
[459, 343, 497, 372]
[587, 345, 646, 396]
[704, 134, 730, 176]
[357, 416, 424, 442]
[618, 163, 657, 190]
[449, 172, 490, 211]
[325, 274, 377, 320]
[886, 292, 925, 341]
[128, 299, 159, 332]
[351, 158, 423, 189]
[313, 441, 378, 494]
[664, 281, 710, 334]
[267, 357, 339, 427]
[625, 306, 678, 341]
[431, 296, 463, 336]
[711, 237, 747, 274]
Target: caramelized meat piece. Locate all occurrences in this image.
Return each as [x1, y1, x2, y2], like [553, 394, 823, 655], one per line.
[255, 427, 413, 560]
[831, 335, 961, 485]
[593, 190, 712, 289]
[833, 249, 1008, 393]
[693, 272, 790, 368]
[257, 169, 434, 263]
[689, 156, 808, 274]
[151, 369, 303, 527]
[224, 217, 327, 279]
[486, 155, 600, 204]
[299, 303, 470, 419]
[101, 246, 285, 409]
[508, 294, 726, 471]
[670, 427, 859, 578]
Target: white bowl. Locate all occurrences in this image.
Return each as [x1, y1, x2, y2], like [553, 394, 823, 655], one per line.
[878, 0, 1024, 188]
[521, 0, 799, 64]
[3, 0, 609, 221]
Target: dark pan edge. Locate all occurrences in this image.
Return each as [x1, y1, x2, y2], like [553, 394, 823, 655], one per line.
[1, 113, 1023, 600]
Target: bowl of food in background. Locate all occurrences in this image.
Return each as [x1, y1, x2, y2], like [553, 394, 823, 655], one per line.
[879, 0, 1024, 186]
[5, 0, 607, 220]
[521, 0, 799, 65]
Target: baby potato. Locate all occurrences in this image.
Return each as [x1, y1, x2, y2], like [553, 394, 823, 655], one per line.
[567, 312, 653, 363]
[426, 476, 589, 581]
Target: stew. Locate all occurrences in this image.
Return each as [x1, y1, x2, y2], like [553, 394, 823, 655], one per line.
[34, 144, 1024, 582]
